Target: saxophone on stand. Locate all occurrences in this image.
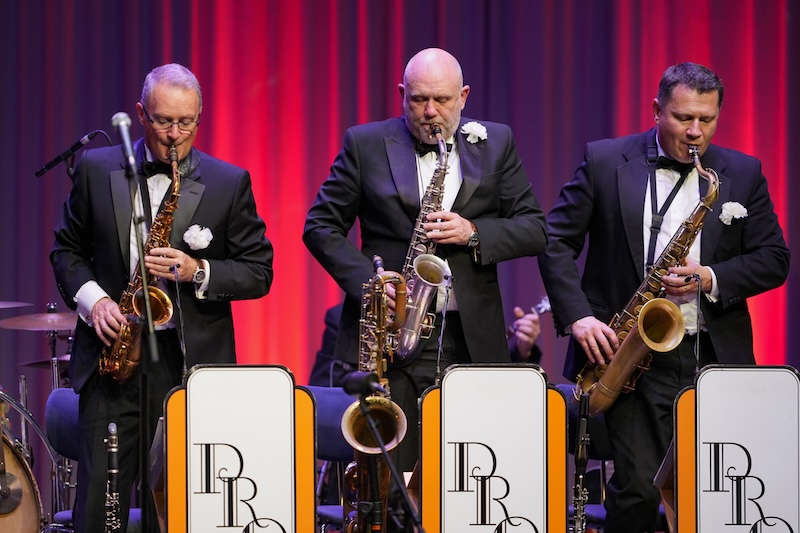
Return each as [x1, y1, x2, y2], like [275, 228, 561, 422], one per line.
[575, 144, 719, 414]
[98, 144, 181, 382]
[341, 256, 408, 533]
[395, 124, 452, 360]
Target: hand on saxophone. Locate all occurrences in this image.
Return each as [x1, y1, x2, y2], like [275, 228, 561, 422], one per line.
[569, 316, 619, 365]
[91, 297, 128, 346]
[423, 211, 473, 245]
[662, 258, 712, 297]
[145, 247, 201, 283]
[384, 282, 397, 311]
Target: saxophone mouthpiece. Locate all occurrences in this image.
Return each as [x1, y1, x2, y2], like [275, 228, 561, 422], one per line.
[430, 124, 442, 139]
[168, 144, 178, 164]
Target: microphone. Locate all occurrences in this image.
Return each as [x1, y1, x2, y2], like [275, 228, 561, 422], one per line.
[111, 112, 136, 176]
[35, 131, 100, 177]
[342, 371, 387, 396]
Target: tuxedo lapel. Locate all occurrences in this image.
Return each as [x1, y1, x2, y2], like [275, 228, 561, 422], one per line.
[110, 169, 132, 268]
[170, 170, 205, 248]
[618, 151, 649, 282]
[451, 126, 481, 213]
[385, 128, 420, 222]
[698, 146, 730, 265]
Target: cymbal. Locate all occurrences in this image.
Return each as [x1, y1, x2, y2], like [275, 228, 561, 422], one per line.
[0, 312, 77, 331]
[0, 301, 32, 310]
[19, 354, 70, 368]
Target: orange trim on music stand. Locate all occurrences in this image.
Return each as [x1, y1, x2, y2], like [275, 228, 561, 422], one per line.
[420, 386, 441, 533]
[295, 387, 316, 532]
[165, 387, 187, 533]
[547, 387, 567, 532]
[675, 387, 697, 531]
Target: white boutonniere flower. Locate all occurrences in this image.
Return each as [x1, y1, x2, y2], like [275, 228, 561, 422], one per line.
[183, 224, 213, 250]
[461, 121, 487, 144]
[719, 202, 748, 225]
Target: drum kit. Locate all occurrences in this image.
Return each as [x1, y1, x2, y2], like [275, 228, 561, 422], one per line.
[0, 300, 78, 532]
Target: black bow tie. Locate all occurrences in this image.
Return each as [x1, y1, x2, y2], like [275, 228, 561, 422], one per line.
[656, 156, 694, 176]
[416, 141, 453, 157]
[141, 160, 172, 177]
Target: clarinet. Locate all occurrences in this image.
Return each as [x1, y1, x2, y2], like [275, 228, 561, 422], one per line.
[571, 393, 590, 533]
[104, 422, 122, 533]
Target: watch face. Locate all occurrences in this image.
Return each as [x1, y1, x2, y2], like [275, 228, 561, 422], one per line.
[193, 269, 206, 283]
[469, 232, 479, 247]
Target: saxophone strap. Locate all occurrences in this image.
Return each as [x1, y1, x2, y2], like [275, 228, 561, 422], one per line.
[645, 145, 691, 270]
[137, 174, 172, 232]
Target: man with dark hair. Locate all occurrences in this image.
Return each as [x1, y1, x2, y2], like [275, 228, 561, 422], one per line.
[304, 48, 546, 472]
[51, 63, 273, 532]
[539, 62, 788, 531]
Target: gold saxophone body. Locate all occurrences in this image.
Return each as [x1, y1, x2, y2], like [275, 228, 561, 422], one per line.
[576, 145, 719, 414]
[341, 256, 408, 533]
[395, 125, 452, 360]
[98, 145, 181, 382]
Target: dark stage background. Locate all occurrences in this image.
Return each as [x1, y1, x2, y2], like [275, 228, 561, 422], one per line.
[0, 0, 797, 516]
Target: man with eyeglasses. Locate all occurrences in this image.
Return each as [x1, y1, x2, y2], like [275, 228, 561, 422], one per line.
[51, 63, 273, 532]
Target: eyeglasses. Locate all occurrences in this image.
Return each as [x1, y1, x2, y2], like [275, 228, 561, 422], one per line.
[141, 104, 200, 133]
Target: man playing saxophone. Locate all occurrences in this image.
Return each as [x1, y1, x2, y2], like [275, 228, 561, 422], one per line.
[51, 63, 273, 532]
[538, 63, 789, 532]
[304, 48, 546, 474]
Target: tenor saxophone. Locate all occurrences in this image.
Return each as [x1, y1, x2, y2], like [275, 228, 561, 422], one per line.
[341, 256, 408, 533]
[98, 145, 181, 382]
[575, 144, 719, 414]
[395, 125, 452, 360]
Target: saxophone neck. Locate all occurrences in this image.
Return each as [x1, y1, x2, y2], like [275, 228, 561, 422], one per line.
[689, 144, 719, 206]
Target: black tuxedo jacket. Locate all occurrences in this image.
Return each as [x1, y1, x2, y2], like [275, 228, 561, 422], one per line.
[303, 117, 546, 365]
[539, 129, 789, 380]
[51, 140, 273, 392]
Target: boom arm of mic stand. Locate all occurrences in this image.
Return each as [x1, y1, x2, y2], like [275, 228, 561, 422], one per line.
[357, 396, 426, 533]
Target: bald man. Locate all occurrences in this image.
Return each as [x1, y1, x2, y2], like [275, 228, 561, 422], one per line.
[304, 48, 546, 472]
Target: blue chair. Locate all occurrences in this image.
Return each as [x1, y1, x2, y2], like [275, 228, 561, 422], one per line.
[43, 387, 142, 533]
[306, 385, 357, 533]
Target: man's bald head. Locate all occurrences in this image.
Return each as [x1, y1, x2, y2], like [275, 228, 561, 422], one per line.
[403, 48, 464, 88]
[399, 48, 470, 143]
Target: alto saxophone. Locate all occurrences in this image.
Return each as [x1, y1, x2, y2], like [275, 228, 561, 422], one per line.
[341, 256, 408, 533]
[395, 125, 452, 360]
[98, 145, 181, 382]
[575, 145, 719, 414]
[104, 422, 122, 533]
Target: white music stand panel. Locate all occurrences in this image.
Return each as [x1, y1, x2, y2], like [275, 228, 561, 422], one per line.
[186, 366, 295, 532]
[440, 365, 547, 532]
[696, 366, 799, 531]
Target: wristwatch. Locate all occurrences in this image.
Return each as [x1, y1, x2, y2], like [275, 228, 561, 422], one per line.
[192, 263, 207, 284]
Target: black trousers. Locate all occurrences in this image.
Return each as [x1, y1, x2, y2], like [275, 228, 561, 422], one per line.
[603, 332, 716, 533]
[386, 311, 471, 473]
[74, 330, 183, 533]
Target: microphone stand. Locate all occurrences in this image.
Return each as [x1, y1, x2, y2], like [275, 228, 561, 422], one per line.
[356, 394, 425, 533]
[122, 146, 160, 533]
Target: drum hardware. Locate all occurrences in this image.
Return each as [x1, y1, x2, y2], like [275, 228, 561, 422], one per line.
[18, 354, 71, 369]
[0, 389, 61, 526]
[0, 389, 52, 532]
